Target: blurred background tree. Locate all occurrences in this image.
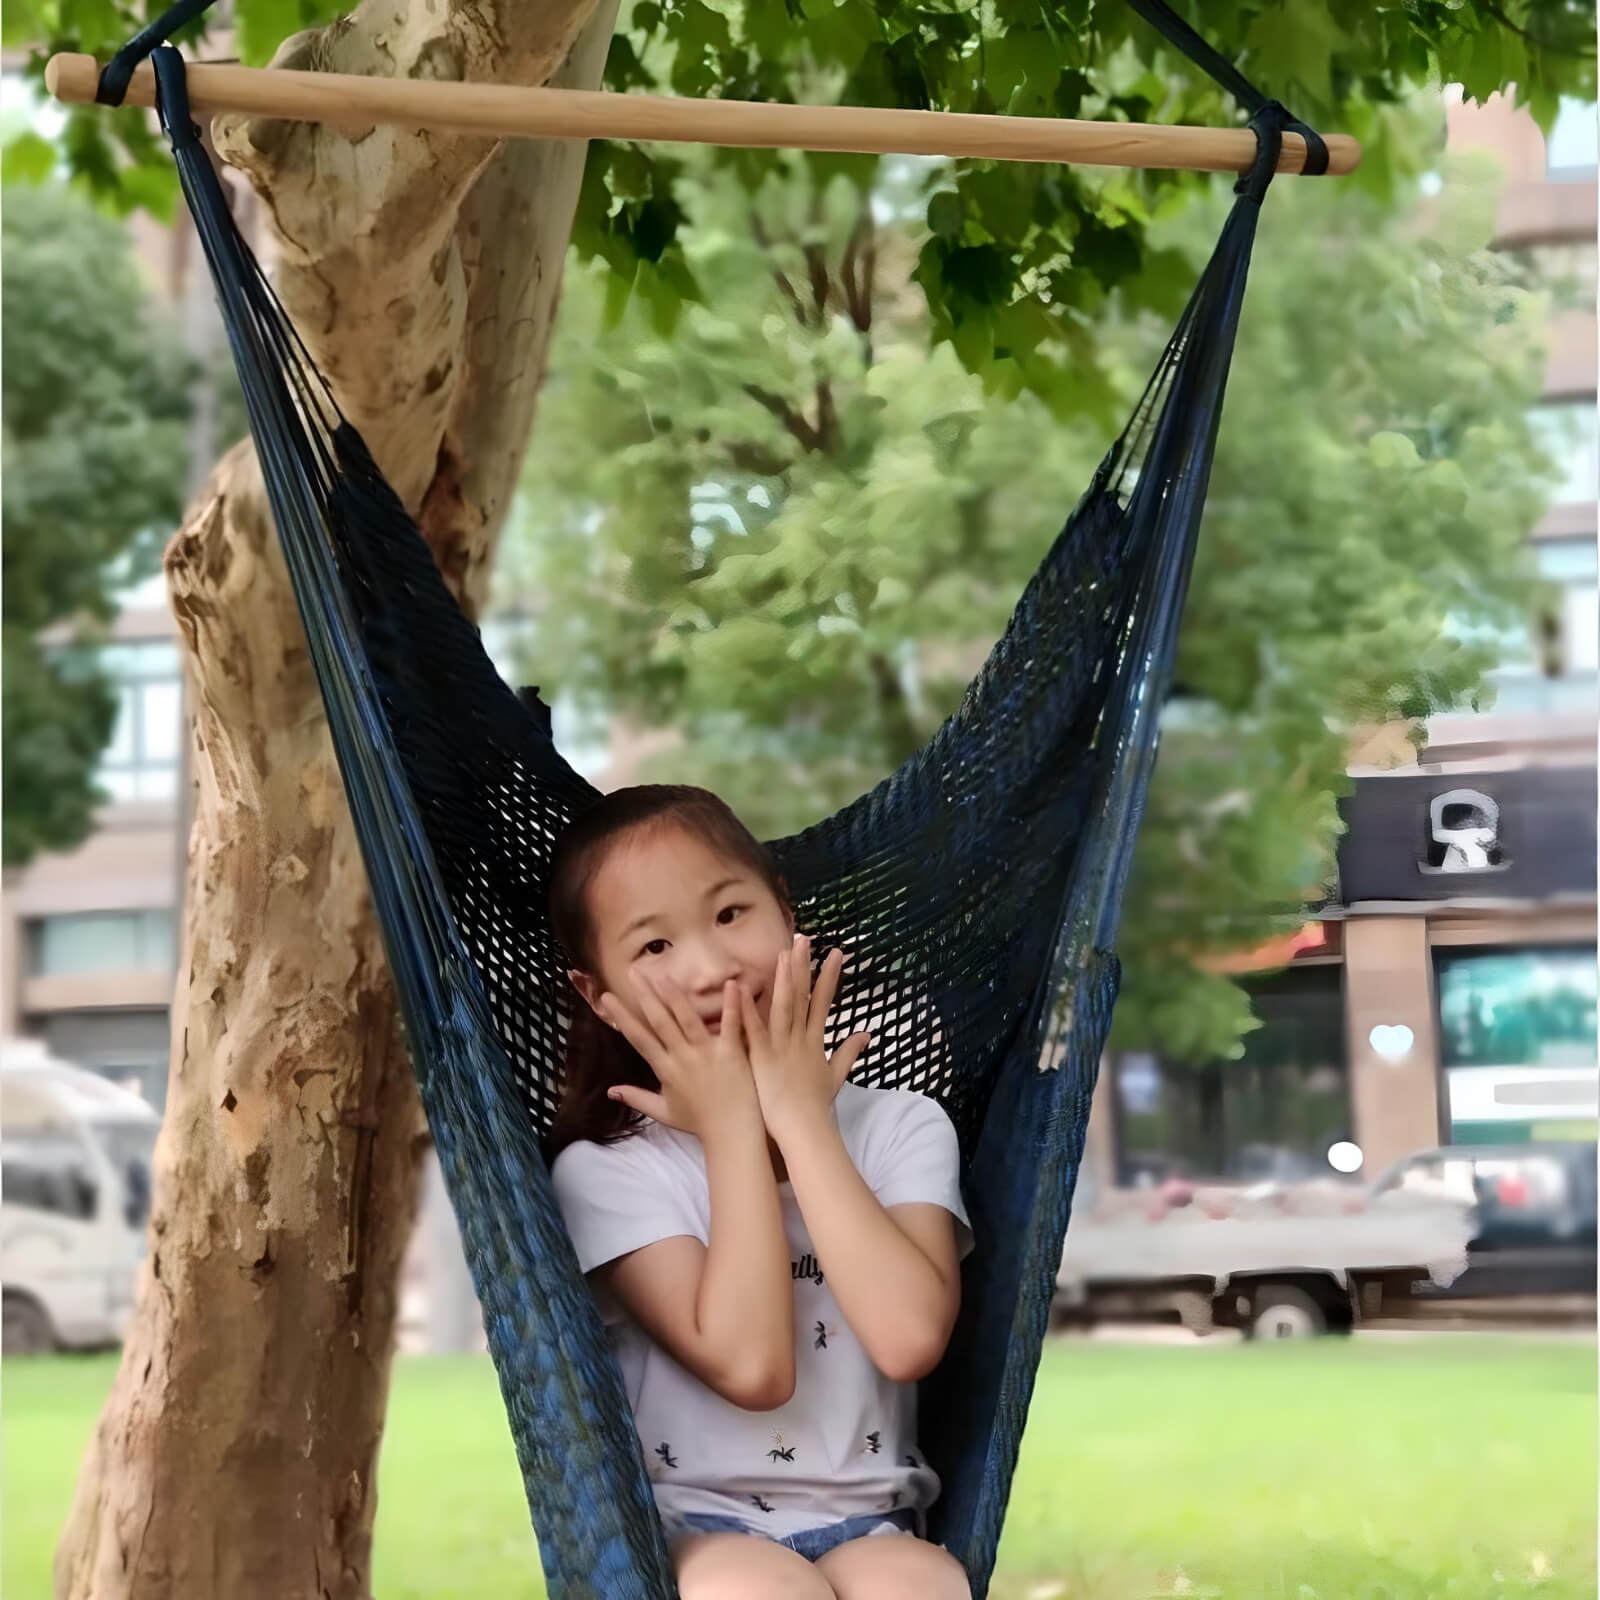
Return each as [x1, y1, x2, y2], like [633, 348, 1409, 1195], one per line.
[496, 122, 1554, 1063]
[1, 181, 192, 868]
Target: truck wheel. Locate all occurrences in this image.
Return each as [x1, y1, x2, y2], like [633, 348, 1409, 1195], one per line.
[1247, 1285, 1326, 1340]
[2, 1293, 56, 1356]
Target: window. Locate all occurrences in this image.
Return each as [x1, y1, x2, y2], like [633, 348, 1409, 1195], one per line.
[1371, 1150, 1480, 1207]
[1545, 98, 1598, 181]
[1114, 966, 1351, 1184]
[1504, 241, 1599, 315]
[1437, 946, 1598, 1144]
[1527, 401, 1598, 506]
[1437, 946, 1596, 1070]
[0, 1132, 99, 1220]
[29, 910, 177, 978]
[97, 641, 183, 803]
[95, 1119, 158, 1226]
[1481, 537, 1599, 711]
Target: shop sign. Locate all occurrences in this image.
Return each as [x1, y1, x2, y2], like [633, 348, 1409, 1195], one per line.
[1335, 766, 1595, 903]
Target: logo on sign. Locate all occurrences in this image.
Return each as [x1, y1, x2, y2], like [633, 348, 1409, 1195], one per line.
[1419, 788, 1508, 875]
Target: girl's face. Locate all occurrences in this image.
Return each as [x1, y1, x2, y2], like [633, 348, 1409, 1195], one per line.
[570, 823, 795, 1036]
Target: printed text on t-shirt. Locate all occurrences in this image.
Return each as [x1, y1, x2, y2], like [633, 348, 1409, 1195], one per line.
[791, 1252, 824, 1285]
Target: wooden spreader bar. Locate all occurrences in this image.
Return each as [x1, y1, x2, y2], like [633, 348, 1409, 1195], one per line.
[46, 52, 1359, 176]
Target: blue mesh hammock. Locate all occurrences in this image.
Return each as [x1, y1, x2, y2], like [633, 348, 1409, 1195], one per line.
[99, 2, 1325, 1592]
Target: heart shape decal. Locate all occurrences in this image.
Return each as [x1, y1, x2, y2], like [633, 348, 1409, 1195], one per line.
[1368, 1023, 1415, 1060]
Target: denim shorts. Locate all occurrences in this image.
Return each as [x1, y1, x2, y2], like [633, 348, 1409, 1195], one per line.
[667, 1506, 917, 1562]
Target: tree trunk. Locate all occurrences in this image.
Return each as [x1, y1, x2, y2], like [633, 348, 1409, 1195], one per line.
[54, 2, 617, 1594]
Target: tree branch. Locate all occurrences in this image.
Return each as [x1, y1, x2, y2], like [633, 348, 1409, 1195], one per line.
[750, 211, 809, 326]
[814, 376, 838, 456]
[726, 439, 795, 477]
[743, 383, 826, 453]
[841, 210, 876, 338]
[804, 241, 831, 327]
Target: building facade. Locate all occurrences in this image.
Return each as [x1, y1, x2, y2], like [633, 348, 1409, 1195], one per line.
[1094, 93, 1598, 1192]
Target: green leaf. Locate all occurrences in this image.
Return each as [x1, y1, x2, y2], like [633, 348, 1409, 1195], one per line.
[1366, 430, 1422, 472]
[630, 195, 682, 263]
[236, 0, 310, 65]
[926, 190, 963, 240]
[602, 262, 637, 329]
[116, 161, 179, 224]
[948, 310, 993, 370]
[941, 244, 1013, 307]
[2, 131, 58, 185]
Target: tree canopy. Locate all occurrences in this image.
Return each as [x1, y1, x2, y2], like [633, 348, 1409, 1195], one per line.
[496, 126, 1556, 1062]
[2, 0, 1589, 946]
[1, 181, 192, 867]
[5, 0, 1594, 420]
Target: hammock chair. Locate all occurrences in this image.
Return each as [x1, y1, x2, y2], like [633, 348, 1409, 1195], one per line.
[70, 3, 1330, 1592]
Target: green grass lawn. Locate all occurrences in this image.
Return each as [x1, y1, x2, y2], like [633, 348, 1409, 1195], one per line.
[5, 1335, 1594, 1599]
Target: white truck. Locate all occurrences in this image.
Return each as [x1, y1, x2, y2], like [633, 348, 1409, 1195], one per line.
[2, 1039, 159, 1354]
[1056, 1173, 1476, 1338]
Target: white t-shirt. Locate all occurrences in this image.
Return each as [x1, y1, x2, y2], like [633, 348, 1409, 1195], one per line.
[551, 1082, 973, 1539]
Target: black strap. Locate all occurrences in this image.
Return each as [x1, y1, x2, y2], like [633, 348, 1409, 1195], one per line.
[95, 0, 219, 105]
[1123, 0, 1268, 114]
[1123, 0, 1328, 180]
[149, 45, 203, 151]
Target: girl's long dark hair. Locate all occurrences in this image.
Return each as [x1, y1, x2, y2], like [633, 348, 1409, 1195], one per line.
[544, 785, 791, 1162]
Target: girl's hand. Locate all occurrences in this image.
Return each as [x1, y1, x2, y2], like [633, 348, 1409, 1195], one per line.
[599, 974, 760, 1138]
[739, 934, 872, 1145]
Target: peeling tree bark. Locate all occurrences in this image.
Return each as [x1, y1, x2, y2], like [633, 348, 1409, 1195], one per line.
[54, 2, 618, 1594]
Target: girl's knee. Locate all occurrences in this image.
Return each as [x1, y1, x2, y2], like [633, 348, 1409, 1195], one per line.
[673, 1532, 837, 1600]
[815, 1533, 971, 1600]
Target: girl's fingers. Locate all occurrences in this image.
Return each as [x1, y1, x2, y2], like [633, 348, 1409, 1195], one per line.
[598, 993, 665, 1072]
[769, 941, 793, 1040]
[653, 970, 710, 1044]
[606, 1084, 669, 1122]
[629, 971, 688, 1055]
[808, 946, 846, 1050]
[718, 979, 745, 1051]
[829, 1032, 873, 1091]
[738, 979, 767, 1050]
[788, 939, 805, 1036]
[791, 934, 816, 1043]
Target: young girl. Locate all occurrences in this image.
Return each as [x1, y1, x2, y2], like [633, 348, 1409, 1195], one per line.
[548, 785, 973, 1600]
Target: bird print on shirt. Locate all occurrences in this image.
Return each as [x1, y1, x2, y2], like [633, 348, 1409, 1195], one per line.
[865, 1431, 881, 1455]
[767, 1432, 796, 1463]
[814, 1321, 831, 1350]
[751, 1494, 775, 1514]
[654, 1442, 678, 1470]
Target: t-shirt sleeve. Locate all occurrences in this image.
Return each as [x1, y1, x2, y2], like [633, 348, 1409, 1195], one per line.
[551, 1136, 706, 1276]
[864, 1091, 974, 1260]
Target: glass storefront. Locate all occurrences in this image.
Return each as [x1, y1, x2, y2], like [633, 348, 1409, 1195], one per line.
[1436, 944, 1598, 1144]
[1114, 965, 1351, 1185]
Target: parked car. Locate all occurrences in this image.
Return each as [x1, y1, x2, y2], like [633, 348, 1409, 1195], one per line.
[1368, 1140, 1597, 1302]
[2, 1040, 159, 1355]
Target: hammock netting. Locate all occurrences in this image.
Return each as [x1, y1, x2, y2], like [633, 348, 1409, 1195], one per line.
[128, 3, 1324, 1591]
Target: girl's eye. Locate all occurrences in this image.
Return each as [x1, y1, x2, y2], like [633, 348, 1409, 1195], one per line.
[717, 905, 745, 924]
[640, 939, 669, 957]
